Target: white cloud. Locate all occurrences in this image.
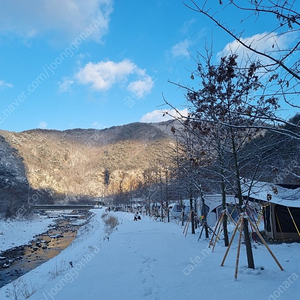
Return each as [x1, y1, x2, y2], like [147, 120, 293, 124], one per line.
[0, 80, 13, 89]
[171, 39, 192, 58]
[180, 19, 196, 35]
[140, 108, 189, 123]
[38, 121, 47, 129]
[127, 76, 154, 99]
[76, 60, 136, 90]
[0, 0, 113, 42]
[218, 32, 293, 64]
[59, 77, 74, 93]
[76, 59, 154, 98]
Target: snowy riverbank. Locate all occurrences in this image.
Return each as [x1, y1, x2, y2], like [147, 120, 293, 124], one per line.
[1, 209, 300, 300]
[0, 216, 55, 253]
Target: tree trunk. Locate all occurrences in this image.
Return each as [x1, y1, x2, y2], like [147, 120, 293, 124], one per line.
[194, 198, 198, 229]
[231, 129, 255, 269]
[201, 192, 209, 238]
[204, 218, 209, 239]
[190, 195, 195, 234]
[223, 213, 229, 247]
[221, 166, 229, 246]
[243, 217, 255, 269]
[166, 170, 170, 222]
[180, 196, 184, 226]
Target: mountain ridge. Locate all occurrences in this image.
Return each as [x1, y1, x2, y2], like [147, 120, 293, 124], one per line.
[1, 118, 298, 217]
[0, 121, 176, 211]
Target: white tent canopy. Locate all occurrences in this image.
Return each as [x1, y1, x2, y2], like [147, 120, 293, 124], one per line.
[243, 181, 300, 208]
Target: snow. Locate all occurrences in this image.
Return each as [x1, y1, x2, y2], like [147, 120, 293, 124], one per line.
[1, 209, 300, 300]
[0, 216, 55, 252]
[243, 181, 300, 208]
[203, 194, 236, 211]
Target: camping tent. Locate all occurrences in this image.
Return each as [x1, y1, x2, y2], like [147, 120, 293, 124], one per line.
[243, 181, 300, 241]
[202, 194, 237, 226]
[169, 200, 191, 220]
[169, 195, 237, 226]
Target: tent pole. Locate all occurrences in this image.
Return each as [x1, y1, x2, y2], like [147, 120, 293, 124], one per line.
[287, 207, 300, 239]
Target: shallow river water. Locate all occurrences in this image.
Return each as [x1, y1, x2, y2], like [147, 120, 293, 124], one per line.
[0, 214, 88, 288]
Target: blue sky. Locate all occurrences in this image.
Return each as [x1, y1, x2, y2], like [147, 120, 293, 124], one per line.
[0, 0, 298, 132]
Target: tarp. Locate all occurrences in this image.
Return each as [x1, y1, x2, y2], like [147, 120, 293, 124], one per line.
[275, 205, 300, 233]
[243, 181, 300, 240]
[242, 181, 300, 208]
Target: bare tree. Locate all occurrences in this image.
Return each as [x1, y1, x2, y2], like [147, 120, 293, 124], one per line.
[183, 0, 300, 112]
[169, 123, 213, 235]
[171, 53, 280, 268]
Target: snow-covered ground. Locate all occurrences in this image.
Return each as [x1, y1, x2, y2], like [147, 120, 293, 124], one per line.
[0, 216, 55, 252]
[1, 209, 300, 300]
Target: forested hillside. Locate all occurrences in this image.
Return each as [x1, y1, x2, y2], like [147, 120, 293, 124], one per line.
[0, 135, 30, 217]
[0, 118, 299, 217]
[0, 122, 176, 207]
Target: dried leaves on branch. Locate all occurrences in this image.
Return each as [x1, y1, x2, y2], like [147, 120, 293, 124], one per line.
[183, 0, 300, 108]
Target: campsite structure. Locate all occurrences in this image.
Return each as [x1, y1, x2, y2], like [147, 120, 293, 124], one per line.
[169, 194, 237, 226]
[243, 181, 300, 242]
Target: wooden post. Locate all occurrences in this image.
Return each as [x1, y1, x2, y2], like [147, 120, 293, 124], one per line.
[248, 218, 283, 271]
[182, 212, 189, 234]
[227, 210, 237, 225]
[209, 211, 224, 248]
[221, 216, 242, 267]
[212, 225, 225, 252]
[211, 212, 225, 251]
[183, 212, 191, 236]
[235, 215, 244, 279]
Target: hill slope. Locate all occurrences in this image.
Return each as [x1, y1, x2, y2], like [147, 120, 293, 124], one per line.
[0, 122, 175, 202]
[0, 135, 29, 217]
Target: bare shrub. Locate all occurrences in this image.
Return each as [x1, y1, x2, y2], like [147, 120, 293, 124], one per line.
[5, 278, 36, 300]
[104, 215, 119, 229]
[101, 213, 119, 235]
